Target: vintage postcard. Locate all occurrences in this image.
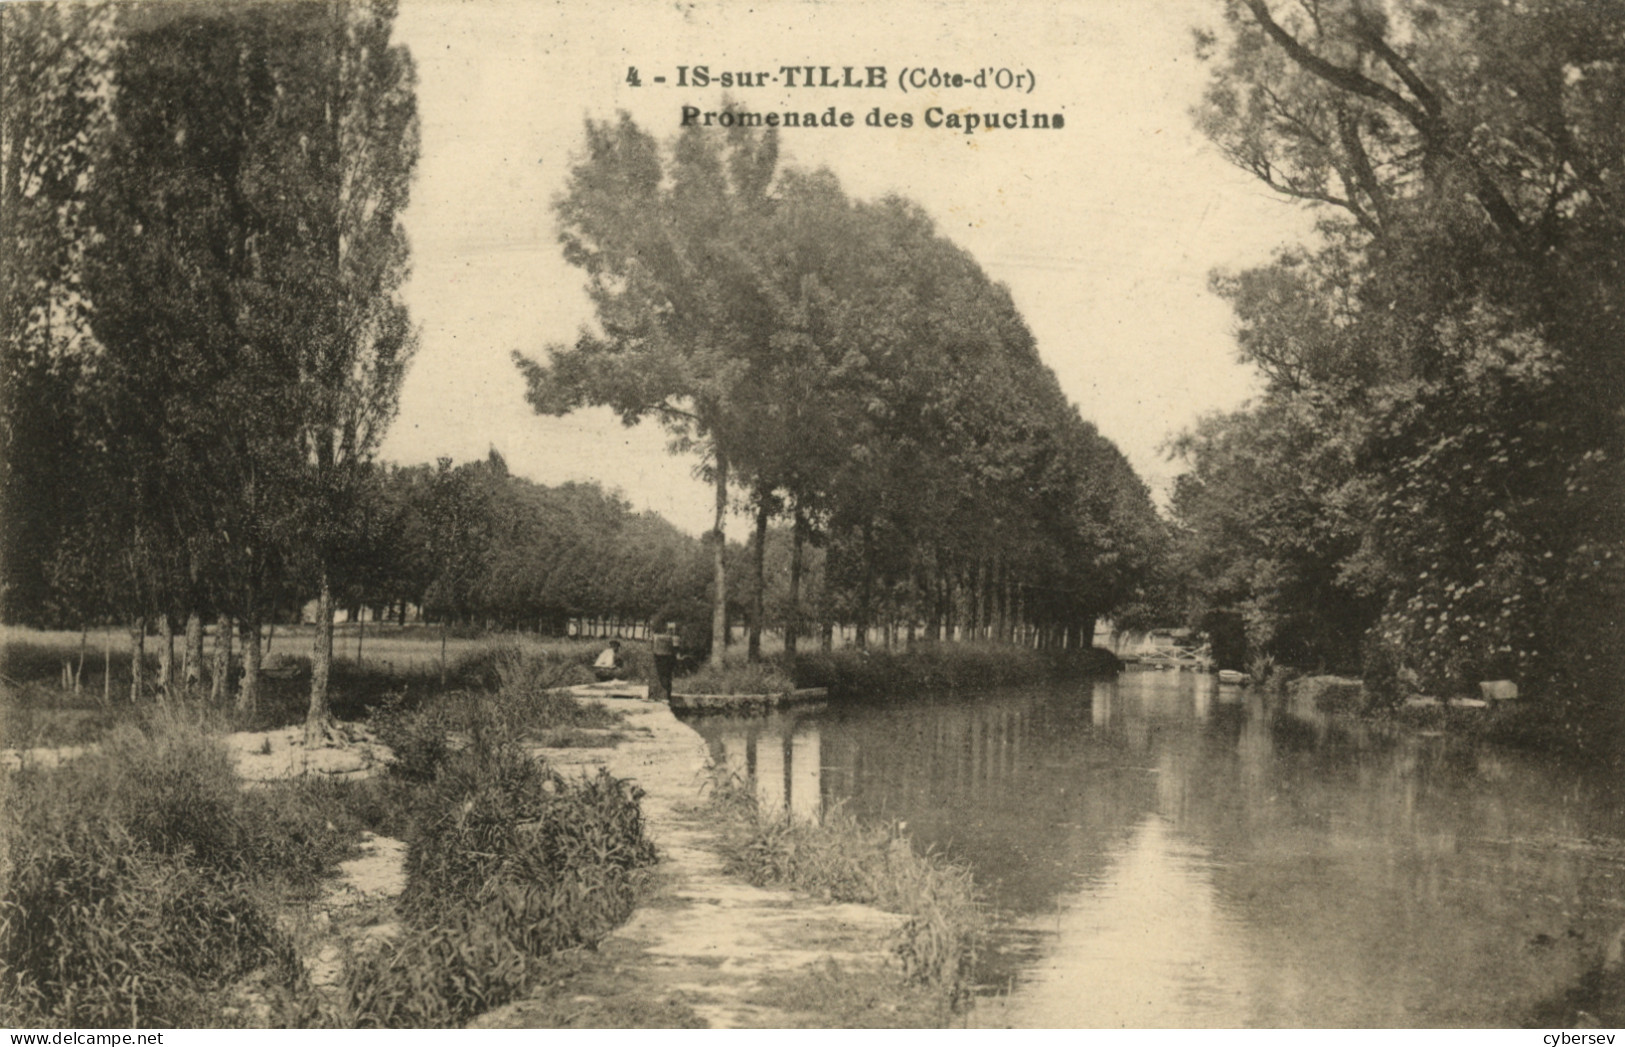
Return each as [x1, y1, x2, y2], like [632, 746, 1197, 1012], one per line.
[4, 0, 1619, 1033]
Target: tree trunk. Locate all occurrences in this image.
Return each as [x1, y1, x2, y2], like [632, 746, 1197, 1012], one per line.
[709, 447, 729, 669]
[855, 524, 873, 650]
[211, 614, 233, 703]
[996, 565, 1011, 644]
[238, 616, 261, 715]
[183, 611, 204, 696]
[992, 561, 1003, 642]
[926, 565, 941, 642]
[748, 497, 769, 663]
[127, 617, 145, 702]
[820, 619, 833, 652]
[785, 509, 804, 656]
[967, 562, 982, 639]
[103, 628, 112, 705]
[156, 613, 173, 700]
[981, 561, 995, 640]
[306, 571, 334, 745]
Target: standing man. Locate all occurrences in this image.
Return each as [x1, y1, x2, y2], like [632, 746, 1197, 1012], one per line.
[650, 624, 678, 703]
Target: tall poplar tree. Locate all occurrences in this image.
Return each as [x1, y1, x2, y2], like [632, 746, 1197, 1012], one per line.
[83, 0, 417, 727]
[0, 2, 108, 627]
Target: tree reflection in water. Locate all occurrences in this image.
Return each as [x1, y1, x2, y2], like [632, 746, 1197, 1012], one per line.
[689, 672, 1625, 1027]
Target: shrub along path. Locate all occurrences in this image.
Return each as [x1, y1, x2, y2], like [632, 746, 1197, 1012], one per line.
[470, 697, 938, 1029]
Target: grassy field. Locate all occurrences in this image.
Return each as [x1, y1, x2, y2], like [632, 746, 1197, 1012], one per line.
[1, 622, 604, 681]
[0, 625, 619, 748]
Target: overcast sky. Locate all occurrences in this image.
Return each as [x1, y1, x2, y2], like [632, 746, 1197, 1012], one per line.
[379, 0, 1316, 534]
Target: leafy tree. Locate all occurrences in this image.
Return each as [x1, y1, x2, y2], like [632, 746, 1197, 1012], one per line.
[278, 0, 419, 740]
[0, 3, 109, 626]
[517, 115, 780, 667]
[1181, 0, 1625, 700]
[526, 114, 1162, 660]
[79, 1, 417, 725]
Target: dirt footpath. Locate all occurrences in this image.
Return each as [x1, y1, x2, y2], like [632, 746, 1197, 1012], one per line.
[469, 697, 930, 1029]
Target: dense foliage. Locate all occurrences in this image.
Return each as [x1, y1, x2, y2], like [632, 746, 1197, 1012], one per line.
[518, 117, 1162, 662]
[0, 1, 419, 735]
[354, 452, 712, 634]
[1170, 0, 1625, 707]
[331, 655, 657, 1028]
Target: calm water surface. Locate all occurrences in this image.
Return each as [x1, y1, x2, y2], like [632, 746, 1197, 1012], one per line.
[687, 670, 1625, 1027]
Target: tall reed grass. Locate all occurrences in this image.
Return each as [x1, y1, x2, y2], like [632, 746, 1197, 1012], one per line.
[0, 710, 364, 1027]
[2, 643, 655, 1029]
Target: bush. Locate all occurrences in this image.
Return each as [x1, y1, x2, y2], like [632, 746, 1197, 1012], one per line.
[369, 691, 457, 784]
[675, 660, 795, 696]
[65, 712, 363, 889]
[0, 727, 291, 1026]
[331, 729, 657, 1028]
[0, 713, 377, 1027]
[450, 642, 593, 694]
[368, 649, 620, 781]
[0, 810, 288, 1027]
[491, 649, 618, 735]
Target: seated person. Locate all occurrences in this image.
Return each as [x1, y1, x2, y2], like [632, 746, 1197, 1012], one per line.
[593, 639, 625, 681]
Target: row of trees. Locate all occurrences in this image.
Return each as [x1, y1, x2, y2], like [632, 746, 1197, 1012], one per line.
[1168, 0, 1624, 701]
[356, 452, 714, 636]
[6, 9, 1162, 708]
[2, 1, 419, 738]
[519, 116, 1164, 666]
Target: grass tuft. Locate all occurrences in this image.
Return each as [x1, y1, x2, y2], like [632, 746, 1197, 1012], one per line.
[676, 660, 795, 696]
[708, 773, 986, 1008]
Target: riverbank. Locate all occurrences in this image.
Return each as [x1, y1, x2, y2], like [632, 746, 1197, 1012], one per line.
[471, 694, 961, 1028]
[1268, 670, 1625, 766]
[792, 643, 1120, 700]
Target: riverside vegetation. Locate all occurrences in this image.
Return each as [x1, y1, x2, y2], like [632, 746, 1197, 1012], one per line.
[709, 775, 986, 1012]
[2, 632, 1098, 1028]
[665, 640, 1121, 701]
[0, 645, 655, 1029]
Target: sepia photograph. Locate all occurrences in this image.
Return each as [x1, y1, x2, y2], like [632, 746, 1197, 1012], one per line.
[2, 0, 1623, 1032]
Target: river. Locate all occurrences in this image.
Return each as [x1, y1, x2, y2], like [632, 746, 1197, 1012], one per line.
[686, 669, 1625, 1027]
